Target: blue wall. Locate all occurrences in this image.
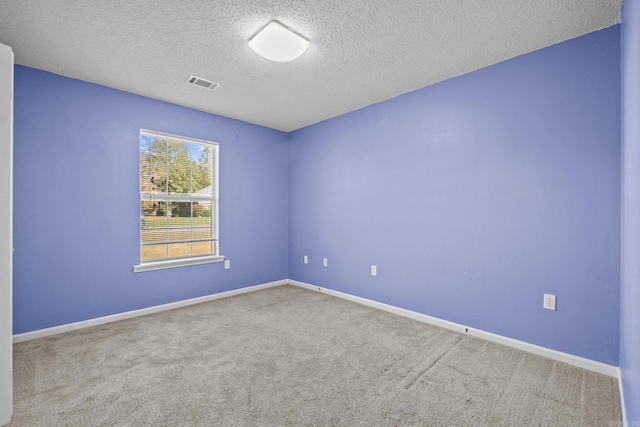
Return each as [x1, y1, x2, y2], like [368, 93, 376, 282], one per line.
[289, 27, 621, 365]
[13, 26, 623, 370]
[621, 0, 640, 421]
[13, 66, 289, 333]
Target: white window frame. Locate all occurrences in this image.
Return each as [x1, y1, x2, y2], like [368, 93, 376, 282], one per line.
[134, 129, 223, 273]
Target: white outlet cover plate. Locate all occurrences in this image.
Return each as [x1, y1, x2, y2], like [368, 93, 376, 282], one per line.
[323, 258, 328, 267]
[303, 255, 308, 264]
[543, 294, 556, 310]
[224, 260, 230, 269]
[371, 265, 377, 276]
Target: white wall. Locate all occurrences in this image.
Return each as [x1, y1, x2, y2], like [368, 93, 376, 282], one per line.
[0, 42, 13, 426]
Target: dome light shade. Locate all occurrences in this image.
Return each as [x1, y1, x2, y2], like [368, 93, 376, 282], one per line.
[248, 21, 309, 63]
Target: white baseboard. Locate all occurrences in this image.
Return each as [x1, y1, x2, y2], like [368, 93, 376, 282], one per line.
[288, 280, 619, 378]
[619, 369, 628, 426]
[12, 279, 288, 343]
[13, 278, 619, 379]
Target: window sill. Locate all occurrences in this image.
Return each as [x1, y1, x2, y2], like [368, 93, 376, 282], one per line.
[133, 255, 224, 273]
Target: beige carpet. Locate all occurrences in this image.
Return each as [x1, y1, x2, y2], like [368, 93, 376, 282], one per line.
[8, 284, 621, 426]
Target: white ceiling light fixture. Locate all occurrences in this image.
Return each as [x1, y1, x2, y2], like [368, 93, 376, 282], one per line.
[248, 20, 309, 63]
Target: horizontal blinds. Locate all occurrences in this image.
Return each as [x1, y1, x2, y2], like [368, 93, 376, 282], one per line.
[139, 130, 219, 262]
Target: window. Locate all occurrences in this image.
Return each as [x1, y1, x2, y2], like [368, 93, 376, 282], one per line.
[134, 129, 221, 272]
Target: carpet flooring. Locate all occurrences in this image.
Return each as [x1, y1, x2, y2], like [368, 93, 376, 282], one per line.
[8, 284, 622, 426]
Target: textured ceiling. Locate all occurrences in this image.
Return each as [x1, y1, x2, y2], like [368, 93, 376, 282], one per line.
[0, 0, 622, 132]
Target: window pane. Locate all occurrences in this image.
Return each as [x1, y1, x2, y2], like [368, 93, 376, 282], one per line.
[191, 144, 212, 195]
[141, 200, 215, 260]
[141, 136, 168, 196]
[192, 241, 213, 256]
[168, 242, 192, 258]
[167, 139, 191, 196]
[193, 201, 212, 242]
[141, 200, 167, 237]
[142, 244, 168, 261]
[167, 204, 192, 242]
[141, 200, 169, 262]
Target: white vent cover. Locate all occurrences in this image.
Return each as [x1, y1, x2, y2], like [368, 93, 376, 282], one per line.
[186, 75, 219, 90]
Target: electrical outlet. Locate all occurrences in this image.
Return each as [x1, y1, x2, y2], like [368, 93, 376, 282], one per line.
[323, 258, 328, 267]
[303, 255, 308, 264]
[224, 260, 230, 269]
[543, 294, 556, 311]
[371, 265, 377, 276]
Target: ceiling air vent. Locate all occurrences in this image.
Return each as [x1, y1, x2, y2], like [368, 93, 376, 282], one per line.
[186, 75, 219, 90]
